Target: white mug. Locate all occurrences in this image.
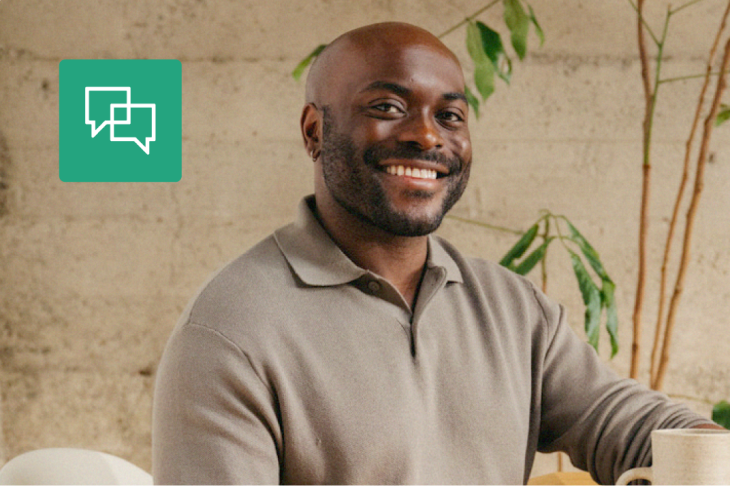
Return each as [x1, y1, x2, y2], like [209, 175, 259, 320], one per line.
[617, 428, 730, 485]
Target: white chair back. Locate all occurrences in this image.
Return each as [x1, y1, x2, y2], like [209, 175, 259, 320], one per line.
[0, 448, 152, 485]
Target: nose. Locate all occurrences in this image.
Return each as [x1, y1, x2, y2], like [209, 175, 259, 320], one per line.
[397, 112, 444, 151]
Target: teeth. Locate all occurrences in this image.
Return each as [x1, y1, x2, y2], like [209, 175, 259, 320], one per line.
[384, 165, 438, 180]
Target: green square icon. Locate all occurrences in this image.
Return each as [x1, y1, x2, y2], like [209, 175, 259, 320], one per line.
[59, 59, 182, 182]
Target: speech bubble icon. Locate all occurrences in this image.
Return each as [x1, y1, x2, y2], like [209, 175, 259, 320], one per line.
[85, 87, 131, 137]
[109, 103, 156, 154]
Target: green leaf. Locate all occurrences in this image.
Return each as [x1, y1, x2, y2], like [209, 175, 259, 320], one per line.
[565, 218, 618, 356]
[514, 237, 554, 275]
[503, 0, 530, 60]
[601, 279, 619, 358]
[498, 56, 513, 85]
[527, 3, 545, 46]
[712, 400, 730, 429]
[499, 223, 539, 267]
[569, 250, 602, 351]
[464, 85, 480, 118]
[474, 61, 496, 101]
[566, 220, 608, 281]
[466, 21, 496, 100]
[476, 21, 512, 84]
[466, 21, 489, 65]
[715, 104, 730, 127]
[291, 44, 327, 81]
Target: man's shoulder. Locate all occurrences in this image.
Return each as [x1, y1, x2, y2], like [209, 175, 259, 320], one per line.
[205, 233, 287, 291]
[181, 230, 295, 334]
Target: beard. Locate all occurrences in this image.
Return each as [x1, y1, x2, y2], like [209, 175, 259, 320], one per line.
[319, 108, 470, 237]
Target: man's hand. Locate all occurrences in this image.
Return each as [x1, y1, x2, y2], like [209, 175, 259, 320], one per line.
[691, 423, 727, 430]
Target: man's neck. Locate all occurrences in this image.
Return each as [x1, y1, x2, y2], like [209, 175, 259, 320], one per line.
[313, 195, 429, 310]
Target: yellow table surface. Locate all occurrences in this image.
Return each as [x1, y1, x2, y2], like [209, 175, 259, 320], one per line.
[528, 471, 597, 485]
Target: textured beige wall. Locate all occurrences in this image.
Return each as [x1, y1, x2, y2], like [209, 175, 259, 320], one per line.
[1, 0, 729, 477]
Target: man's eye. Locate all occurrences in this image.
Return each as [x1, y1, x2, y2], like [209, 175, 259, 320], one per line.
[438, 111, 464, 123]
[372, 103, 403, 114]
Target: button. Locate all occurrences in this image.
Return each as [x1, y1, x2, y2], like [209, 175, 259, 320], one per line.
[367, 281, 381, 292]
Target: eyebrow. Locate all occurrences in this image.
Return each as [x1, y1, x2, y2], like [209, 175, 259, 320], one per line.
[444, 91, 468, 104]
[360, 81, 467, 104]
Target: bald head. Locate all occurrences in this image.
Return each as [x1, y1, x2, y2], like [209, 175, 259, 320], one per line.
[298, 21, 472, 240]
[305, 22, 463, 106]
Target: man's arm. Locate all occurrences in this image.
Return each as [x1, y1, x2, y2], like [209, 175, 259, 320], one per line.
[692, 423, 727, 430]
[533, 292, 716, 485]
[152, 321, 281, 484]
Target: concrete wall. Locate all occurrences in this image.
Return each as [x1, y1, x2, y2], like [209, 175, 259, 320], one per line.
[1, 0, 729, 477]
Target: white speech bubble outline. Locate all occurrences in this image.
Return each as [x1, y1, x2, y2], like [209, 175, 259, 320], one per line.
[109, 103, 156, 155]
[85, 87, 131, 137]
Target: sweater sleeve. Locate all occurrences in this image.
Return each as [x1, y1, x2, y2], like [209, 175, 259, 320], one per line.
[152, 321, 281, 485]
[534, 292, 714, 485]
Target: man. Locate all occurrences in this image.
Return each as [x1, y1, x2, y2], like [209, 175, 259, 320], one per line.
[152, 22, 720, 484]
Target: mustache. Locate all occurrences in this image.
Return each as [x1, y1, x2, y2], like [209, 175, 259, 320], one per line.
[362, 145, 464, 174]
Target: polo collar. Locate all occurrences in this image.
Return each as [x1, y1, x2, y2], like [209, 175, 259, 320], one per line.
[427, 234, 464, 284]
[274, 196, 464, 287]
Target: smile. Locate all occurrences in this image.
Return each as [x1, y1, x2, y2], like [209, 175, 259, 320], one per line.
[383, 165, 439, 180]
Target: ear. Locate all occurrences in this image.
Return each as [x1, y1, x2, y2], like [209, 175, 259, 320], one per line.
[300, 103, 322, 161]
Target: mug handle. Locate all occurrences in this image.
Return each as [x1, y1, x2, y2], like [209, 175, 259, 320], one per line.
[616, 466, 653, 485]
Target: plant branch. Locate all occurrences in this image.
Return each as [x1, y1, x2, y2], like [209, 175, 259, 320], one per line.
[650, 0, 730, 388]
[645, 11, 671, 142]
[552, 217, 579, 254]
[631, 0, 662, 380]
[632, 4, 672, 380]
[670, 0, 709, 16]
[627, 0, 660, 45]
[653, 36, 730, 391]
[659, 69, 730, 84]
[445, 215, 524, 235]
[438, 0, 501, 39]
[541, 218, 550, 294]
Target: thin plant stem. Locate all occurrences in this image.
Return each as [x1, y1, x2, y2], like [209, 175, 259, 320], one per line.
[553, 217, 572, 251]
[631, 0, 656, 379]
[541, 218, 550, 294]
[660, 69, 730, 84]
[627, 0, 660, 45]
[650, 0, 730, 388]
[438, 0, 501, 39]
[631, 3, 671, 379]
[653, 37, 730, 391]
[631, 180, 650, 379]
[633, 4, 672, 379]
[644, 11, 672, 158]
[670, 0, 709, 16]
[445, 215, 524, 235]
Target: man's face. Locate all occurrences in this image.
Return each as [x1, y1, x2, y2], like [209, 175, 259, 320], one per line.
[318, 42, 472, 237]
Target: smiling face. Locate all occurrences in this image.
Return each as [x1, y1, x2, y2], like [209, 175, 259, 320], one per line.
[303, 23, 472, 237]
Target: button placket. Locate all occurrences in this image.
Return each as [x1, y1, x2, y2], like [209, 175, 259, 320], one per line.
[367, 281, 381, 293]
